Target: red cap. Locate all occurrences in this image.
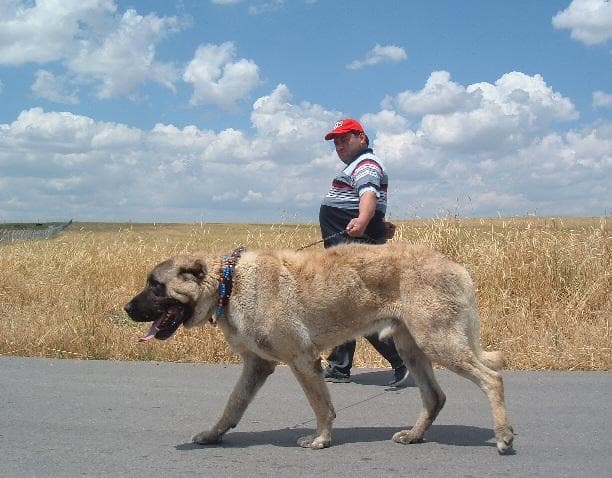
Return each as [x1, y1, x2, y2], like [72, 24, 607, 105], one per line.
[324, 118, 365, 140]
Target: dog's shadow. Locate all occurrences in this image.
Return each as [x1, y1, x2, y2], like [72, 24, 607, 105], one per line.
[176, 424, 500, 451]
[175, 371, 509, 452]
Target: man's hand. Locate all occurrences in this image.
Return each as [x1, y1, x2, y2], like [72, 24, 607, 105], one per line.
[346, 218, 367, 237]
[346, 191, 377, 237]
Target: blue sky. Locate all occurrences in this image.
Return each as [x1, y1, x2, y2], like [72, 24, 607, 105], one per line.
[0, 0, 611, 223]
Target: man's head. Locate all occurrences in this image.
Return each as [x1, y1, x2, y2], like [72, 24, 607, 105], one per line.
[325, 118, 369, 163]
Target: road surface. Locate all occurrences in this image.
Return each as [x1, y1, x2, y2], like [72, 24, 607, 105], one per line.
[1, 357, 610, 477]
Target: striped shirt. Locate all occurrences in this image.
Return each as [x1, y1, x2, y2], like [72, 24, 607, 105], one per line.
[321, 149, 388, 213]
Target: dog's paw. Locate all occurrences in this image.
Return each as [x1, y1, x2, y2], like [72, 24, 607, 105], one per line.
[496, 425, 514, 454]
[392, 430, 424, 445]
[192, 430, 223, 445]
[297, 434, 331, 449]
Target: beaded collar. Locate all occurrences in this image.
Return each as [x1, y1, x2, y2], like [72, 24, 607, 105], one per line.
[211, 245, 245, 324]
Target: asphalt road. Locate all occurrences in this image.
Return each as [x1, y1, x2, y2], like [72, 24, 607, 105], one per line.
[1, 357, 610, 477]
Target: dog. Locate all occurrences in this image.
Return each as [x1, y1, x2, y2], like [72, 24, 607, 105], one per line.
[124, 242, 514, 453]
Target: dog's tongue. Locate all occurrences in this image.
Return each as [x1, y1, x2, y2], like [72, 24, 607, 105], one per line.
[137, 318, 162, 342]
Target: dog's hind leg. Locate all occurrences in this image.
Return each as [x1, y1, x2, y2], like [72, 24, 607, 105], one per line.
[288, 355, 336, 449]
[428, 300, 514, 454]
[192, 352, 276, 445]
[391, 327, 446, 445]
[441, 353, 514, 454]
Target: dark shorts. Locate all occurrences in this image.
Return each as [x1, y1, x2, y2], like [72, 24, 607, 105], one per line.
[319, 205, 386, 248]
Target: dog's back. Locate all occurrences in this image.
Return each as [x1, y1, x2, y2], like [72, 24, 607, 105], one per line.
[235, 243, 479, 352]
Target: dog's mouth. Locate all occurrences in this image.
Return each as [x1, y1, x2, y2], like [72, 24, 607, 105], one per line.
[137, 305, 187, 342]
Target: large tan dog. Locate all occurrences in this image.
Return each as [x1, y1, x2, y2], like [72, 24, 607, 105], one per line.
[124, 242, 514, 453]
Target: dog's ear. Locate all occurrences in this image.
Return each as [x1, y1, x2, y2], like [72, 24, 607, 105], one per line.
[179, 259, 207, 282]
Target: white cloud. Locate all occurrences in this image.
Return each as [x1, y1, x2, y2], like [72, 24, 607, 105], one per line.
[183, 42, 262, 109]
[364, 73, 606, 217]
[381, 121, 612, 218]
[347, 44, 407, 70]
[375, 128, 437, 179]
[210, 0, 285, 11]
[384, 71, 578, 154]
[212, 191, 240, 202]
[0, 0, 117, 65]
[552, 0, 612, 45]
[0, 79, 609, 223]
[3, 107, 142, 153]
[383, 71, 481, 116]
[251, 84, 334, 143]
[67, 9, 182, 98]
[593, 90, 612, 108]
[242, 190, 264, 202]
[31, 69, 79, 104]
[149, 123, 216, 152]
[0, 94, 336, 222]
[200, 128, 252, 162]
[90, 123, 143, 149]
[508, 126, 612, 212]
[0, 1, 184, 99]
[361, 110, 410, 135]
[249, 1, 285, 15]
[5, 108, 95, 151]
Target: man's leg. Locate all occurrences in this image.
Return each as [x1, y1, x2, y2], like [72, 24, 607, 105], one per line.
[364, 334, 411, 387]
[365, 334, 403, 369]
[324, 340, 356, 382]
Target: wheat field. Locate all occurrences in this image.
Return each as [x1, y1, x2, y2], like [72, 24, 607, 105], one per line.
[1, 217, 610, 370]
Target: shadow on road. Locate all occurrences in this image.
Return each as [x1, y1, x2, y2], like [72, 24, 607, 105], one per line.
[175, 424, 497, 450]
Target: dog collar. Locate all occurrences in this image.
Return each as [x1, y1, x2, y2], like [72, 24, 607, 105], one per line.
[211, 245, 246, 324]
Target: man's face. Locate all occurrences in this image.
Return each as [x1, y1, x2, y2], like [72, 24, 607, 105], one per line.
[333, 132, 365, 163]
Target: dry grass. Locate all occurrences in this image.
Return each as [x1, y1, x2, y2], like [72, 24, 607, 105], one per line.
[1, 217, 609, 370]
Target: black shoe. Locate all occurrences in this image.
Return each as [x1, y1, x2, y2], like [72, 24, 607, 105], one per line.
[323, 367, 350, 383]
[388, 365, 411, 388]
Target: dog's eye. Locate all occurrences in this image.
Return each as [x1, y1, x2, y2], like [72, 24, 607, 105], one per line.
[179, 265, 205, 282]
[149, 278, 166, 296]
[180, 271, 199, 281]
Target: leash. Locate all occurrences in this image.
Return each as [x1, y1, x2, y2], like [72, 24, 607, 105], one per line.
[288, 386, 405, 430]
[296, 230, 377, 251]
[296, 231, 347, 251]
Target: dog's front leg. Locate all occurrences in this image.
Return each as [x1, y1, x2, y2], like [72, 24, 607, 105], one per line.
[192, 353, 276, 445]
[289, 356, 336, 449]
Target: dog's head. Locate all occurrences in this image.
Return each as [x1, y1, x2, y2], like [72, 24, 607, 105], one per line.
[124, 255, 217, 341]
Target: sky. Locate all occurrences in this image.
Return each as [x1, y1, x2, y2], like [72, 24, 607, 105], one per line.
[0, 0, 611, 223]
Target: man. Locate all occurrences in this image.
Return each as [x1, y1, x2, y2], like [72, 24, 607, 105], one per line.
[319, 118, 410, 387]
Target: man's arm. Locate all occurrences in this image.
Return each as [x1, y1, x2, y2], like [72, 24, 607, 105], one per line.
[346, 191, 377, 237]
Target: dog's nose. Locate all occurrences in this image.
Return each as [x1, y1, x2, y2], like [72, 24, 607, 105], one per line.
[124, 302, 133, 315]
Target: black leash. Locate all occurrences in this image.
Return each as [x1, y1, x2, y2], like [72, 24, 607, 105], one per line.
[296, 230, 377, 251]
[296, 231, 347, 251]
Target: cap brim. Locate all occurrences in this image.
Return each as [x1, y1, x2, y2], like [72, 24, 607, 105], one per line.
[324, 127, 356, 140]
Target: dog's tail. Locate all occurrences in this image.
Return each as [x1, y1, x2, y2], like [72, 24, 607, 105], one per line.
[480, 350, 505, 370]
